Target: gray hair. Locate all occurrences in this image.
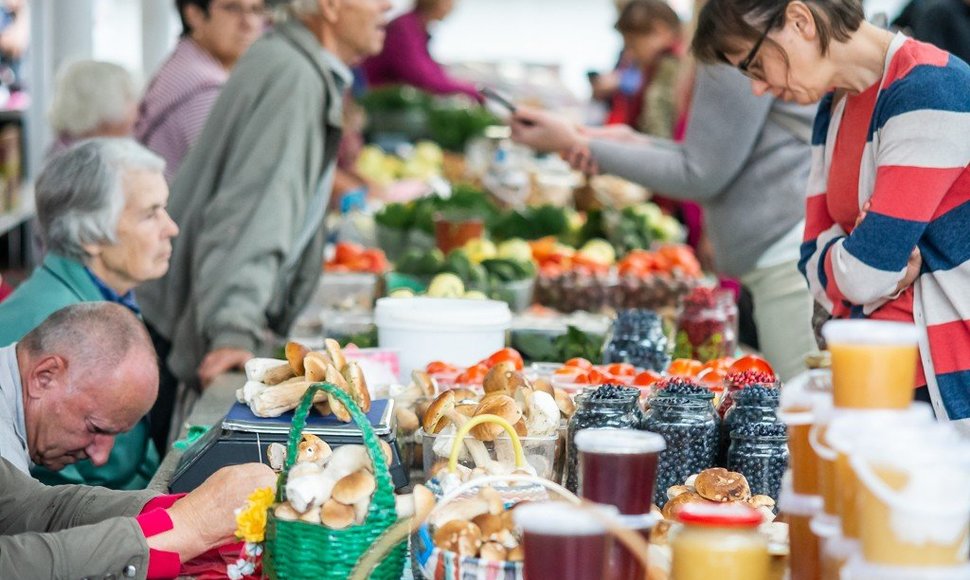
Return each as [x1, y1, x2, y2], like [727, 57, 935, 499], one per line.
[19, 302, 158, 384]
[37, 138, 166, 263]
[284, 0, 321, 17]
[48, 60, 138, 138]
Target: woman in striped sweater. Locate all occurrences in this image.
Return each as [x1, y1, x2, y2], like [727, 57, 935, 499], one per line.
[692, 0, 970, 426]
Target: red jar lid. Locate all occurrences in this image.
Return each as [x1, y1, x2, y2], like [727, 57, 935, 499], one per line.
[677, 503, 762, 528]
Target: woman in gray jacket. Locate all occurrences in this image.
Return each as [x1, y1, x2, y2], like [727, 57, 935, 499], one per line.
[511, 64, 816, 380]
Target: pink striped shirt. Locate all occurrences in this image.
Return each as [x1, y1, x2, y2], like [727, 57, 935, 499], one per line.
[135, 38, 228, 182]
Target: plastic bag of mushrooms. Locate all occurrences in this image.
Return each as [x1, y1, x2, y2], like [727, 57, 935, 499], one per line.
[239, 339, 371, 420]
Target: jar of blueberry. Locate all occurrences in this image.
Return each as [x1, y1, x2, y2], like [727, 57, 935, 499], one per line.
[642, 396, 718, 506]
[717, 369, 778, 418]
[602, 309, 671, 372]
[565, 384, 642, 492]
[728, 422, 789, 500]
[718, 385, 781, 467]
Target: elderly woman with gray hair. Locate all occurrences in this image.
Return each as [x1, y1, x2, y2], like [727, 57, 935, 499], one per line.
[0, 137, 179, 489]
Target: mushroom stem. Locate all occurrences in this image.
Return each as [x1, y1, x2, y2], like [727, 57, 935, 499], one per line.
[444, 410, 492, 469]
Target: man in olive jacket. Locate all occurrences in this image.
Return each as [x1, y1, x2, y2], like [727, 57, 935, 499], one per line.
[138, 0, 391, 449]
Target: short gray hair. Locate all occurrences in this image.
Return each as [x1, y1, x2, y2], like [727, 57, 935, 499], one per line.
[287, 0, 321, 16]
[37, 138, 166, 263]
[20, 302, 158, 386]
[48, 60, 138, 138]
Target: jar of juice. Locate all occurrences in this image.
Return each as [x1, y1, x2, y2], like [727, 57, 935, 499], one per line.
[672, 503, 769, 580]
[851, 423, 970, 567]
[820, 320, 920, 410]
[779, 484, 823, 580]
[779, 369, 833, 497]
[566, 385, 642, 493]
[642, 396, 718, 506]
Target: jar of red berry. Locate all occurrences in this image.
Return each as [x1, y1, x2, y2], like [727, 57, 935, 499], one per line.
[717, 369, 779, 418]
[673, 287, 738, 363]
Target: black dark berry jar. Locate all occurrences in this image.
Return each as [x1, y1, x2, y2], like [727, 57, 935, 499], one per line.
[565, 386, 642, 492]
[727, 422, 789, 500]
[602, 309, 671, 372]
[642, 396, 718, 507]
[717, 386, 781, 467]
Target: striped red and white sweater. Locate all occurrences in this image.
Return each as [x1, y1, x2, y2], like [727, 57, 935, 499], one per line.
[799, 34, 970, 421]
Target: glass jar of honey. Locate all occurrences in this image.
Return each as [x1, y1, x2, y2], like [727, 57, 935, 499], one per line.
[672, 503, 769, 580]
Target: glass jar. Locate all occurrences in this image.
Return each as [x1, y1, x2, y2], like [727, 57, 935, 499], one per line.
[642, 396, 718, 506]
[603, 309, 671, 372]
[672, 504, 770, 580]
[565, 387, 642, 492]
[728, 422, 789, 499]
[718, 386, 781, 467]
[673, 287, 738, 362]
[717, 371, 779, 418]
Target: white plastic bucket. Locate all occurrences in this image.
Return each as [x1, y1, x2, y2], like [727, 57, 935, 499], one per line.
[375, 297, 511, 380]
[844, 557, 970, 580]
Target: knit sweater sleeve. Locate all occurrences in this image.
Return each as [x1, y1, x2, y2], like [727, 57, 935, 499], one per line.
[802, 48, 970, 308]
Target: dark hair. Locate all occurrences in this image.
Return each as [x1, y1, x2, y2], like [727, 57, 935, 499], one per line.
[691, 0, 864, 64]
[616, 0, 682, 36]
[177, 0, 212, 37]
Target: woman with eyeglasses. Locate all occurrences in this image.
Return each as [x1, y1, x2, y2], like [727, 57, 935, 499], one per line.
[692, 0, 970, 425]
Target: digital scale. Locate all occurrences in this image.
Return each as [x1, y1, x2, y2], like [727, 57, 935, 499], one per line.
[168, 399, 408, 493]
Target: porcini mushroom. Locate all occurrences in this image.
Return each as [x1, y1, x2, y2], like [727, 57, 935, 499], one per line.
[341, 361, 372, 413]
[267, 442, 287, 471]
[324, 364, 353, 422]
[285, 341, 311, 375]
[324, 338, 347, 370]
[297, 433, 332, 466]
[470, 395, 522, 441]
[245, 357, 295, 385]
[424, 391, 491, 468]
[321, 499, 355, 529]
[433, 520, 483, 557]
[482, 362, 518, 394]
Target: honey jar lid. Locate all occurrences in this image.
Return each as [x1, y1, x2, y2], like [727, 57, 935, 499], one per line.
[677, 503, 762, 528]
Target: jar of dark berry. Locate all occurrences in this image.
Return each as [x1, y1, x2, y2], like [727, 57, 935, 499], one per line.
[603, 309, 671, 372]
[717, 370, 779, 418]
[727, 422, 789, 500]
[565, 385, 642, 492]
[673, 287, 738, 362]
[718, 386, 781, 467]
[642, 396, 718, 507]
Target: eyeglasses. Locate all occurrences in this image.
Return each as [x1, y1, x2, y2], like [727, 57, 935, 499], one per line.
[212, 2, 268, 18]
[737, 8, 784, 81]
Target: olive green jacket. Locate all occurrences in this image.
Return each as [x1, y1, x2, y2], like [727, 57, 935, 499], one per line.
[0, 456, 157, 579]
[138, 19, 347, 384]
[0, 253, 160, 490]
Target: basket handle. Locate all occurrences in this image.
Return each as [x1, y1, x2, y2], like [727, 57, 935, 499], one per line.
[447, 414, 525, 473]
[277, 383, 397, 526]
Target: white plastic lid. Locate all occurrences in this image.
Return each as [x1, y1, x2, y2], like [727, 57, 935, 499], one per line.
[374, 297, 512, 331]
[778, 482, 823, 517]
[845, 557, 970, 580]
[513, 501, 616, 536]
[574, 428, 666, 454]
[826, 405, 935, 454]
[810, 512, 841, 537]
[821, 319, 919, 346]
[822, 535, 860, 560]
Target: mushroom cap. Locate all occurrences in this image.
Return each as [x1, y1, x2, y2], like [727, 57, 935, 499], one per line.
[455, 403, 477, 417]
[395, 407, 420, 433]
[286, 341, 311, 375]
[478, 541, 508, 561]
[450, 388, 479, 403]
[472, 513, 505, 538]
[332, 469, 376, 505]
[413, 484, 436, 523]
[297, 433, 332, 465]
[482, 361, 518, 394]
[321, 499, 356, 529]
[273, 503, 301, 521]
[433, 520, 483, 557]
[324, 338, 347, 370]
[410, 370, 438, 398]
[342, 361, 372, 413]
[553, 388, 576, 418]
[423, 391, 457, 434]
[266, 442, 287, 471]
[471, 395, 522, 441]
[507, 544, 525, 562]
[324, 365, 352, 422]
[304, 351, 332, 383]
[532, 378, 554, 396]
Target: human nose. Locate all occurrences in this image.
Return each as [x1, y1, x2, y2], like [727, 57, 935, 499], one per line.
[163, 209, 179, 238]
[86, 435, 116, 466]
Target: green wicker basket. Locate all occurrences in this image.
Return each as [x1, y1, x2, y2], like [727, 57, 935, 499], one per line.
[263, 383, 407, 580]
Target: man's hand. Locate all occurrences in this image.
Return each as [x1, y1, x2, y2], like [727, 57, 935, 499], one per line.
[510, 106, 584, 154]
[150, 463, 277, 562]
[198, 348, 253, 388]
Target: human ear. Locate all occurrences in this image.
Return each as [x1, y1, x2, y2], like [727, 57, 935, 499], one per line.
[183, 4, 209, 34]
[785, 1, 818, 41]
[320, 0, 342, 23]
[24, 355, 68, 399]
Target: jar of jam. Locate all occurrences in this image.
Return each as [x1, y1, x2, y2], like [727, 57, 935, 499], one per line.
[718, 385, 781, 466]
[728, 422, 789, 500]
[642, 396, 718, 506]
[565, 385, 641, 493]
[673, 287, 738, 363]
[673, 503, 769, 580]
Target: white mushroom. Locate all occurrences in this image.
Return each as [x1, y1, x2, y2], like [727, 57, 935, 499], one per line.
[267, 442, 288, 471]
[395, 484, 436, 525]
[237, 380, 267, 404]
[273, 503, 301, 521]
[321, 499, 355, 529]
[284, 462, 327, 513]
[298, 505, 321, 524]
[297, 433, 333, 467]
[245, 358, 294, 384]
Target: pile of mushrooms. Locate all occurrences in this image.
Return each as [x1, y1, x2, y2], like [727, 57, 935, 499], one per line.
[266, 434, 435, 529]
[430, 487, 524, 563]
[238, 339, 370, 421]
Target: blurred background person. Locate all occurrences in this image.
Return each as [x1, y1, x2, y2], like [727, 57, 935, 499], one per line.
[0, 0, 27, 97]
[0, 139, 178, 488]
[909, 0, 970, 64]
[136, 0, 266, 182]
[362, 0, 479, 100]
[47, 60, 139, 157]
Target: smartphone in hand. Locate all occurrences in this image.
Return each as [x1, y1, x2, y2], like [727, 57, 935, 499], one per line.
[480, 87, 533, 125]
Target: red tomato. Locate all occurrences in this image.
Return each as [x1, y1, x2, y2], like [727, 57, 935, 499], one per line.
[426, 361, 458, 375]
[633, 370, 662, 387]
[565, 357, 594, 370]
[455, 363, 489, 385]
[484, 348, 524, 371]
[667, 358, 703, 377]
[728, 355, 774, 376]
[696, 367, 727, 390]
[334, 241, 364, 265]
[585, 369, 609, 384]
[606, 363, 636, 377]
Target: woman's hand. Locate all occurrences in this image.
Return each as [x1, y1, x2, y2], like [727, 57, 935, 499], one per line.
[855, 200, 922, 294]
[510, 106, 584, 154]
[198, 347, 254, 388]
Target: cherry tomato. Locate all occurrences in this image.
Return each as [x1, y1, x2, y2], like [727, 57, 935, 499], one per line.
[585, 369, 610, 385]
[696, 367, 727, 390]
[574, 372, 591, 384]
[699, 357, 734, 374]
[565, 357, 594, 370]
[728, 354, 774, 376]
[484, 348, 524, 371]
[426, 361, 458, 375]
[606, 363, 636, 377]
[667, 358, 703, 377]
[633, 370, 662, 387]
[455, 363, 489, 385]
